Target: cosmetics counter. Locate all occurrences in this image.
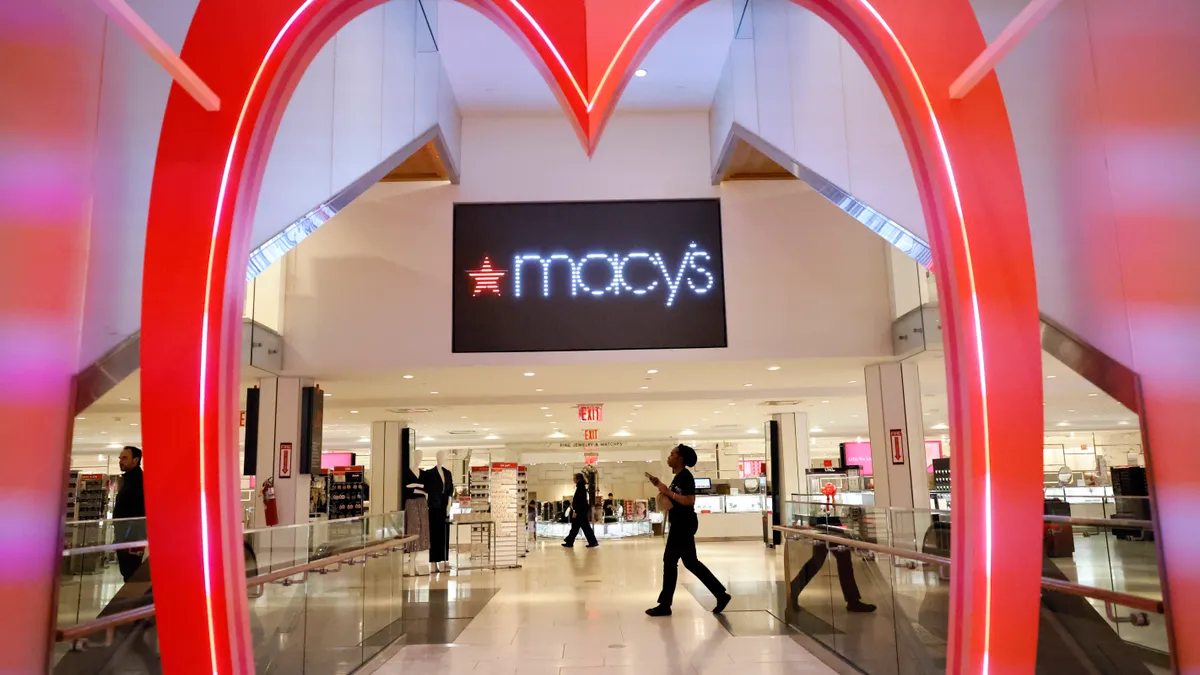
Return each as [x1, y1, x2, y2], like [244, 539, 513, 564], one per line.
[694, 494, 769, 541]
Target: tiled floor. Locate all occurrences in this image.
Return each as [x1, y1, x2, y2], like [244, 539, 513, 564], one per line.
[375, 538, 835, 675]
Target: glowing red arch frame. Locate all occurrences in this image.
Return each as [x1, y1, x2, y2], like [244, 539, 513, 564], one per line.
[141, 0, 1043, 672]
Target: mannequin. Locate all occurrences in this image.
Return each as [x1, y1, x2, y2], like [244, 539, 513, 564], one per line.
[421, 450, 455, 572]
[403, 449, 430, 575]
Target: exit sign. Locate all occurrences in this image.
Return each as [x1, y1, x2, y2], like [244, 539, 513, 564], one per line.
[583, 429, 599, 441]
[578, 404, 603, 423]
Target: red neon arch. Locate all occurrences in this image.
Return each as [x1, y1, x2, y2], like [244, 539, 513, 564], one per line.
[141, 0, 1043, 672]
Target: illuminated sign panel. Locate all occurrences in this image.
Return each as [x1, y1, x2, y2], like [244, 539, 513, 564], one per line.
[453, 200, 727, 353]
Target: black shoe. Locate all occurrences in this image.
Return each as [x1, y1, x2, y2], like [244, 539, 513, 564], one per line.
[712, 592, 732, 614]
[847, 600, 877, 613]
[562, 542, 574, 548]
[586, 543, 599, 548]
[645, 605, 672, 617]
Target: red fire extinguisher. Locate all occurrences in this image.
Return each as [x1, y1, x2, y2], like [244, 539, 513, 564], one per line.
[261, 477, 279, 527]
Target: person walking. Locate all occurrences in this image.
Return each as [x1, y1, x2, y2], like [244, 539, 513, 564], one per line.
[645, 444, 731, 616]
[113, 446, 147, 581]
[562, 473, 599, 548]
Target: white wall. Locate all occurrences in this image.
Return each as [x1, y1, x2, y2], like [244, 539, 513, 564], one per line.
[280, 112, 893, 374]
[710, 0, 926, 243]
[76, 0, 459, 369]
[251, 0, 462, 256]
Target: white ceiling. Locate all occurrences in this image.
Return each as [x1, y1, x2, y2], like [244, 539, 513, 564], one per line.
[72, 352, 1139, 456]
[437, 0, 735, 114]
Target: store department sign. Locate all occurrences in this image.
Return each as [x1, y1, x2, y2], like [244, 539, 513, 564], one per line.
[453, 199, 727, 353]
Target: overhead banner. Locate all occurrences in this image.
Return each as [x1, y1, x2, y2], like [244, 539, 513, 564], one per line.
[452, 199, 727, 352]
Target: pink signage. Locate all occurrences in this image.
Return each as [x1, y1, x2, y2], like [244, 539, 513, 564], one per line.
[842, 442, 873, 476]
[321, 452, 355, 470]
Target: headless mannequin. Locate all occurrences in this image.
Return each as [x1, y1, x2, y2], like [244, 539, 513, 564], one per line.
[403, 449, 430, 575]
[422, 450, 455, 572]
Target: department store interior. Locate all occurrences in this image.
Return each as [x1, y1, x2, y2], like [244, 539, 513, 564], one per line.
[16, 0, 1197, 673]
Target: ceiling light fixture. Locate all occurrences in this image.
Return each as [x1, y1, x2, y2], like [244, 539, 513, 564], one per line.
[535, 388, 544, 392]
[76, 416, 86, 421]
[613, 430, 632, 437]
[421, 435, 435, 441]
[743, 383, 753, 387]
[640, 386, 649, 390]
[1047, 375, 1057, 379]
[350, 410, 359, 414]
[97, 454, 105, 462]
[548, 431, 567, 439]
[403, 374, 414, 379]
[634, 68, 647, 77]
[430, 391, 439, 395]
[932, 423, 949, 430]
[848, 380, 858, 384]
[746, 428, 759, 434]
[767, 365, 781, 371]
[1087, 393, 1098, 397]
[358, 437, 370, 443]
[1118, 420, 1131, 425]
[679, 429, 696, 436]
[485, 434, 500, 440]
[119, 397, 131, 402]
[634, 404, 643, 408]
[324, 392, 332, 397]
[821, 400, 830, 404]
[810, 426, 823, 433]
[107, 443, 122, 449]
[524, 372, 536, 377]
[646, 369, 658, 374]
[1056, 421, 1071, 427]
[728, 402, 736, 406]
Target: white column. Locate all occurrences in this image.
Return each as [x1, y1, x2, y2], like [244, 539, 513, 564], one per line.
[772, 412, 811, 501]
[253, 376, 315, 527]
[368, 421, 404, 515]
[864, 362, 928, 508]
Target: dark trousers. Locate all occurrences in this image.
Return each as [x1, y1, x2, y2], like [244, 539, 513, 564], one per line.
[429, 507, 449, 563]
[565, 514, 598, 546]
[117, 549, 144, 582]
[790, 542, 862, 603]
[658, 518, 725, 607]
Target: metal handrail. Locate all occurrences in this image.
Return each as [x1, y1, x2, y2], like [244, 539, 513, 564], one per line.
[62, 540, 148, 556]
[55, 534, 416, 643]
[786, 499, 1154, 531]
[773, 525, 1164, 615]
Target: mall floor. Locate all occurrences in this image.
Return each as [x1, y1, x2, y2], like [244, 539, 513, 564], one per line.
[376, 538, 841, 675]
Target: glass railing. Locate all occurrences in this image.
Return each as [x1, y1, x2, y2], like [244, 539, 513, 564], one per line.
[55, 512, 412, 675]
[777, 500, 1169, 675]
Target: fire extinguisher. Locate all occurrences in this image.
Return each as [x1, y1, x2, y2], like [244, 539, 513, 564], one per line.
[261, 477, 279, 527]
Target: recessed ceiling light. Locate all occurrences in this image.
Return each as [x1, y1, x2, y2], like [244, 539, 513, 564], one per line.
[350, 410, 359, 414]
[1067, 409, 1076, 413]
[743, 383, 753, 387]
[119, 397, 130, 402]
[613, 430, 632, 437]
[728, 402, 736, 406]
[932, 423, 949, 430]
[679, 429, 696, 436]
[548, 431, 567, 439]
[545, 414, 553, 418]
[1118, 420, 1131, 425]
[767, 365, 781, 371]
[536, 388, 544, 392]
[485, 434, 500, 440]
[1047, 375, 1057, 379]
[540, 406, 549, 410]
[1087, 393, 1098, 397]
[324, 392, 332, 397]
[625, 419, 633, 423]
[640, 386, 649, 390]
[524, 372, 535, 377]
[402, 374, 414, 380]
[421, 435, 435, 441]
[848, 380, 858, 384]
[821, 400, 830, 404]
[634, 404, 643, 408]
[97, 454, 105, 462]
[634, 68, 647, 77]
[130, 423, 138, 427]
[746, 428, 759, 434]
[99, 432, 107, 435]
[646, 369, 658, 374]
[107, 443, 122, 449]
[924, 412, 930, 416]
[430, 391, 439, 395]
[358, 437, 370, 443]
[810, 427, 823, 433]
[1056, 421, 1071, 427]
[75, 416, 85, 421]
[472, 422, 480, 426]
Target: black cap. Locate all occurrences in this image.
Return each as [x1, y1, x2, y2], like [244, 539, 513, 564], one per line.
[676, 444, 697, 467]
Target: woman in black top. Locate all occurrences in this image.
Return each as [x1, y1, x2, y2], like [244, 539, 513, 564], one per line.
[563, 473, 599, 548]
[645, 444, 731, 616]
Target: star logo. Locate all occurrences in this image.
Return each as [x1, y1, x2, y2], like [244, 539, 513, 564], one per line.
[468, 256, 508, 296]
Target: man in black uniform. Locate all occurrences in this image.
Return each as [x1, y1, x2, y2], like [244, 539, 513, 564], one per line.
[113, 446, 147, 581]
[645, 444, 731, 616]
[563, 473, 599, 548]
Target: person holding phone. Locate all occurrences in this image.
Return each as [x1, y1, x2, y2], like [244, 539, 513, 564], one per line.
[645, 444, 731, 616]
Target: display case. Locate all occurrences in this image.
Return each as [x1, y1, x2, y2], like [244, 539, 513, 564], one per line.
[535, 520, 654, 540]
[805, 466, 865, 494]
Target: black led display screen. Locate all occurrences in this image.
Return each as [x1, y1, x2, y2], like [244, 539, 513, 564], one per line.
[453, 199, 727, 353]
